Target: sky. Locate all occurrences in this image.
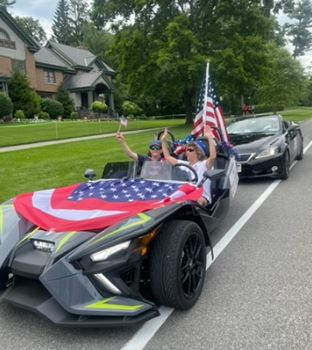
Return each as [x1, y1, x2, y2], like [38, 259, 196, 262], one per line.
[7, 0, 312, 71]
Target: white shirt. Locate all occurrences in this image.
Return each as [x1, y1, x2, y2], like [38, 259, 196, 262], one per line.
[176, 159, 212, 203]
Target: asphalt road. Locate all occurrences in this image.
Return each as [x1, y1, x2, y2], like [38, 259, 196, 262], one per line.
[0, 120, 312, 350]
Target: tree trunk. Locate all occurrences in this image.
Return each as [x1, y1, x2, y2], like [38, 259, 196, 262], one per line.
[184, 90, 194, 125]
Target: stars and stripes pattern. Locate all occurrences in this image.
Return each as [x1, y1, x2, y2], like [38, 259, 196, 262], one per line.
[13, 179, 203, 232]
[192, 63, 229, 143]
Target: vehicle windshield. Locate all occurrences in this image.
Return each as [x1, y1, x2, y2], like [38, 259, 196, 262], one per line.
[102, 161, 193, 183]
[227, 116, 281, 135]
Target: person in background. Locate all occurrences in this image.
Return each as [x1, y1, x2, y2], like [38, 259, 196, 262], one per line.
[115, 132, 163, 167]
[160, 124, 216, 206]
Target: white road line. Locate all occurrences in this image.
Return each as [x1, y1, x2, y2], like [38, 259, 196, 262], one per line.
[121, 140, 312, 350]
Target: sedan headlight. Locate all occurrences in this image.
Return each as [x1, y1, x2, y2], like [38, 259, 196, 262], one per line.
[90, 241, 131, 262]
[255, 146, 280, 160]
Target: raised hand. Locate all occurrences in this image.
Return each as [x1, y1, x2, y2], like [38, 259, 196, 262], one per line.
[115, 131, 125, 143]
[204, 124, 214, 139]
[160, 128, 168, 142]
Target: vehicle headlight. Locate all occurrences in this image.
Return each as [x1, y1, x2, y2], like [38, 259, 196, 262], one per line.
[255, 146, 280, 159]
[90, 241, 131, 262]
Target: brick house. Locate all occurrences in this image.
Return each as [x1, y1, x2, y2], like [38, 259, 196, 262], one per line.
[0, 6, 115, 112]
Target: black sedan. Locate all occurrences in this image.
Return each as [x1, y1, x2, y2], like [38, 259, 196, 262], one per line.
[227, 114, 304, 179]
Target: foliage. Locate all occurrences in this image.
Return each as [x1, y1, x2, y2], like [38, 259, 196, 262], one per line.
[70, 111, 78, 119]
[68, 0, 89, 46]
[14, 16, 47, 45]
[38, 111, 50, 119]
[52, 0, 73, 45]
[0, 92, 13, 118]
[258, 44, 305, 109]
[92, 0, 277, 123]
[8, 71, 41, 118]
[254, 104, 284, 113]
[41, 98, 64, 119]
[122, 101, 142, 116]
[284, 0, 312, 57]
[0, 0, 15, 7]
[90, 100, 108, 113]
[14, 109, 25, 119]
[56, 85, 74, 118]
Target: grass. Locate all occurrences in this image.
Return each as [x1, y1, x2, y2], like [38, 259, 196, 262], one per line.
[0, 119, 184, 147]
[0, 124, 190, 202]
[1, 106, 312, 202]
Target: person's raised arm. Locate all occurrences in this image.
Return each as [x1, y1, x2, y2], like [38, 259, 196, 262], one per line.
[203, 124, 217, 169]
[115, 132, 138, 162]
[160, 128, 178, 166]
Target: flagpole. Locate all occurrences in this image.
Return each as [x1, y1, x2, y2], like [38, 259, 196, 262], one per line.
[203, 61, 209, 134]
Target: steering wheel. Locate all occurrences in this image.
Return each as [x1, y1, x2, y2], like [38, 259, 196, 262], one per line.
[157, 130, 175, 142]
[174, 163, 198, 184]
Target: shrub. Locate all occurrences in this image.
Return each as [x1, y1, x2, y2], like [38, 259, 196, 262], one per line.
[41, 98, 64, 119]
[14, 109, 25, 119]
[38, 111, 50, 119]
[0, 92, 13, 118]
[69, 111, 78, 119]
[90, 100, 108, 113]
[8, 71, 41, 118]
[56, 85, 74, 118]
[122, 101, 143, 116]
[254, 104, 284, 114]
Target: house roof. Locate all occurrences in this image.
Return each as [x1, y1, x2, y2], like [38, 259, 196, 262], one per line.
[47, 40, 115, 74]
[0, 6, 40, 52]
[34, 47, 75, 72]
[63, 71, 113, 91]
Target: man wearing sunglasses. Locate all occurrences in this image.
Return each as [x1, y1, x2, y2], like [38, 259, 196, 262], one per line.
[115, 132, 164, 166]
[160, 124, 216, 207]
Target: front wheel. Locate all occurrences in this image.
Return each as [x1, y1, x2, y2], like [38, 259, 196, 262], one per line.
[150, 220, 206, 310]
[279, 150, 290, 180]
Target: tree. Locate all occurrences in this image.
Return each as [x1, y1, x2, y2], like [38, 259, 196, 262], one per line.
[93, 0, 275, 122]
[258, 44, 305, 109]
[0, 92, 13, 119]
[52, 0, 73, 45]
[14, 16, 47, 45]
[0, 0, 15, 8]
[56, 84, 74, 118]
[8, 71, 41, 118]
[284, 0, 312, 57]
[68, 0, 89, 46]
[41, 98, 64, 119]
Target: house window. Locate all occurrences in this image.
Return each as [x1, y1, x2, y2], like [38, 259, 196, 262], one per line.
[43, 70, 56, 84]
[12, 59, 26, 74]
[0, 28, 16, 49]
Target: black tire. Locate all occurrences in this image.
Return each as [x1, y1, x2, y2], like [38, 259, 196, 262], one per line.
[150, 220, 206, 310]
[0, 269, 8, 290]
[279, 150, 290, 180]
[295, 139, 304, 160]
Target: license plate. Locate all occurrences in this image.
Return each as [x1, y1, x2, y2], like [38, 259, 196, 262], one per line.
[236, 162, 242, 173]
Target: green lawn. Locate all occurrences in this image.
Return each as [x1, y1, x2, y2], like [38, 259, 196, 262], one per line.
[0, 119, 184, 147]
[279, 107, 312, 122]
[0, 125, 190, 202]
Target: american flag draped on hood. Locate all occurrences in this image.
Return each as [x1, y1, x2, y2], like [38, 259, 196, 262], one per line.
[13, 179, 202, 232]
[192, 62, 229, 143]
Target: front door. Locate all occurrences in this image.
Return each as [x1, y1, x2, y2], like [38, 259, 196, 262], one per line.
[81, 92, 88, 109]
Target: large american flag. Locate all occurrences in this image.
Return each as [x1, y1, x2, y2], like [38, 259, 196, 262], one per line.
[192, 63, 229, 143]
[13, 179, 202, 232]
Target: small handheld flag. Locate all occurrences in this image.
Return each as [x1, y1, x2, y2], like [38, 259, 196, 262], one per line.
[118, 115, 128, 132]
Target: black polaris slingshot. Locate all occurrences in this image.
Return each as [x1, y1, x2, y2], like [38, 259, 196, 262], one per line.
[0, 131, 238, 327]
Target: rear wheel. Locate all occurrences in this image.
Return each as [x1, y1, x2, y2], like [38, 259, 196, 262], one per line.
[279, 150, 290, 180]
[150, 220, 206, 310]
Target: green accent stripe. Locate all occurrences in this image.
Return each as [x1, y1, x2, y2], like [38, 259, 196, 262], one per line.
[17, 227, 39, 246]
[92, 213, 151, 245]
[54, 231, 76, 253]
[84, 298, 143, 312]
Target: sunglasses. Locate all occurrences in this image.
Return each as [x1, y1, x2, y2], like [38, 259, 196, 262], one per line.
[186, 148, 195, 152]
[150, 145, 161, 151]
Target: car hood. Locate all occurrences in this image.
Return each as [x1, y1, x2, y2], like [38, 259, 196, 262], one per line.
[229, 133, 280, 153]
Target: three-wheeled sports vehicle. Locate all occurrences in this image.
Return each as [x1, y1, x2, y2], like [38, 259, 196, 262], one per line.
[0, 138, 238, 327]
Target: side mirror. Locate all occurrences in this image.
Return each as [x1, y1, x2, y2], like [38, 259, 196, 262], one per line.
[84, 168, 96, 181]
[198, 169, 225, 187]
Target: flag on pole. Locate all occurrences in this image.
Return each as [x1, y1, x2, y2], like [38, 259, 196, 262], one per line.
[120, 115, 128, 128]
[192, 63, 229, 143]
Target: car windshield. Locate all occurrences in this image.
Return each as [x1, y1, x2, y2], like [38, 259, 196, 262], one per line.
[227, 116, 281, 135]
[102, 161, 193, 183]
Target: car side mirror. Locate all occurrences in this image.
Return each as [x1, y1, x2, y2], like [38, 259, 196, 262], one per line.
[198, 169, 225, 187]
[84, 168, 96, 181]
